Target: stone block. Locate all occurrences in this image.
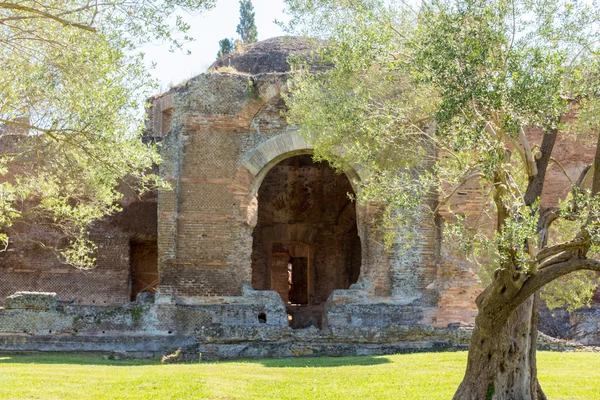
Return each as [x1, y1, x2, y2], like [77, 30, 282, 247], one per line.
[136, 292, 156, 304]
[4, 292, 58, 311]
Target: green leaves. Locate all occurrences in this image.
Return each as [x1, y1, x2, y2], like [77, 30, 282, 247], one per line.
[542, 270, 597, 311]
[0, 0, 211, 268]
[284, 3, 439, 247]
[237, 0, 258, 45]
[283, 0, 600, 309]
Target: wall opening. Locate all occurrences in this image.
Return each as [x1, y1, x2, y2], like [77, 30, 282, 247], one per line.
[258, 312, 267, 323]
[251, 154, 361, 329]
[289, 257, 309, 305]
[161, 108, 172, 135]
[129, 239, 159, 301]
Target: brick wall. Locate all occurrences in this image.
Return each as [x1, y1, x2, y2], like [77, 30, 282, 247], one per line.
[3, 41, 599, 336]
[0, 161, 158, 306]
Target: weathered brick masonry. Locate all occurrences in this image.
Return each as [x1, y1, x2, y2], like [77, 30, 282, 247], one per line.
[0, 133, 158, 306]
[0, 37, 598, 358]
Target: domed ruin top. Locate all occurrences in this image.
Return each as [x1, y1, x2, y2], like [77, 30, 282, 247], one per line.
[209, 36, 324, 75]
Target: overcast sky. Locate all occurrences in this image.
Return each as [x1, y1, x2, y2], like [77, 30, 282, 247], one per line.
[142, 0, 290, 93]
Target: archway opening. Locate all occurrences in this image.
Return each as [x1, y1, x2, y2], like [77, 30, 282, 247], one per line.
[250, 154, 361, 329]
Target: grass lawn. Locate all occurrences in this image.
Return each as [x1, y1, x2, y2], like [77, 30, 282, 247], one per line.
[0, 351, 599, 399]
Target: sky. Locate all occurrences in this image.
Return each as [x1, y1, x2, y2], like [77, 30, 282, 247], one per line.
[142, 0, 290, 93]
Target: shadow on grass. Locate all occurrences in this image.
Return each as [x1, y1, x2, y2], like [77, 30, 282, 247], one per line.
[0, 353, 159, 367]
[0, 353, 391, 368]
[235, 355, 392, 368]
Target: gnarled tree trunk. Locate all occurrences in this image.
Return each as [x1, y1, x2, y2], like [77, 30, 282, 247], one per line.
[454, 292, 546, 400]
[453, 129, 561, 399]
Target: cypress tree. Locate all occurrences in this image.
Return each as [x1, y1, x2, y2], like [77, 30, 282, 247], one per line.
[236, 0, 258, 45]
[217, 38, 234, 58]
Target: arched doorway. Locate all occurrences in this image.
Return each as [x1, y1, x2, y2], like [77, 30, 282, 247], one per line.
[250, 154, 361, 328]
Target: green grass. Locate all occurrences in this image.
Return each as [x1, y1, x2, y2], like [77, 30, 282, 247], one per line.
[0, 351, 598, 399]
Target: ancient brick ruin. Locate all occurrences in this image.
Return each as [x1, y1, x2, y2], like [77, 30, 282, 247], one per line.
[0, 37, 598, 358]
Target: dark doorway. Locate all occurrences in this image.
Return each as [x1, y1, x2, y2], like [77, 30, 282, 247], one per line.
[289, 257, 308, 305]
[129, 240, 158, 301]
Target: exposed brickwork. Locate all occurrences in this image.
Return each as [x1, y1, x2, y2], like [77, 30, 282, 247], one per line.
[0, 151, 158, 306]
[0, 37, 598, 355]
[251, 155, 361, 307]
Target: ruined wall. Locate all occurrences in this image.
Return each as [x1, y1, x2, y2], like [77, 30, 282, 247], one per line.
[155, 73, 290, 298]
[1, 37, 597, 356]
[153, 69, 440, 317]
[145, 59, 467, 337]
[0, 233, 129, 306]
[0, 290, 475, 360]
[0, 134, 159, 306]
[0, 198, 157, 306]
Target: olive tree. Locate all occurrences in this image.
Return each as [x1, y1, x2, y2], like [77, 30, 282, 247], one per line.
[0, 0, 214, 268]
[282, 0, 600, 398]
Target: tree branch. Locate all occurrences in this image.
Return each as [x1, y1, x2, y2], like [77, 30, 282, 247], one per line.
[506, 126, 538, 178]
[537, 206, 561, 249]
[434, 172, 485, 213]
[0, 3, 97, 32]
[524, 128, 558, 206]
[535, 238, 588, 262]
[576, 164, 592, 188]
[549, 157, 574, 187]
[592, 132, 600, 195]
[512, 258, 600, 307]
[537, 251, 573, 269]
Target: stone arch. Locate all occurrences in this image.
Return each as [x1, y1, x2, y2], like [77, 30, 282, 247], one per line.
[229, 131, 387, 300]
[239, 131, 361, 205]
[249, 151, 364, 318]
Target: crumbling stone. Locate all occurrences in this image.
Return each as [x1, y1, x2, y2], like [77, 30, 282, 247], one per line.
[0, 36, 598, 358]
[4, 292, 57, 311]
[210, 36, 324, 74]
[135, 292, 155, 304]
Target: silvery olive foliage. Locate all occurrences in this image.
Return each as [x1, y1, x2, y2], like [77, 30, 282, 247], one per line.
[0, 0, 215, 268]
[282, 0, 600, 309]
